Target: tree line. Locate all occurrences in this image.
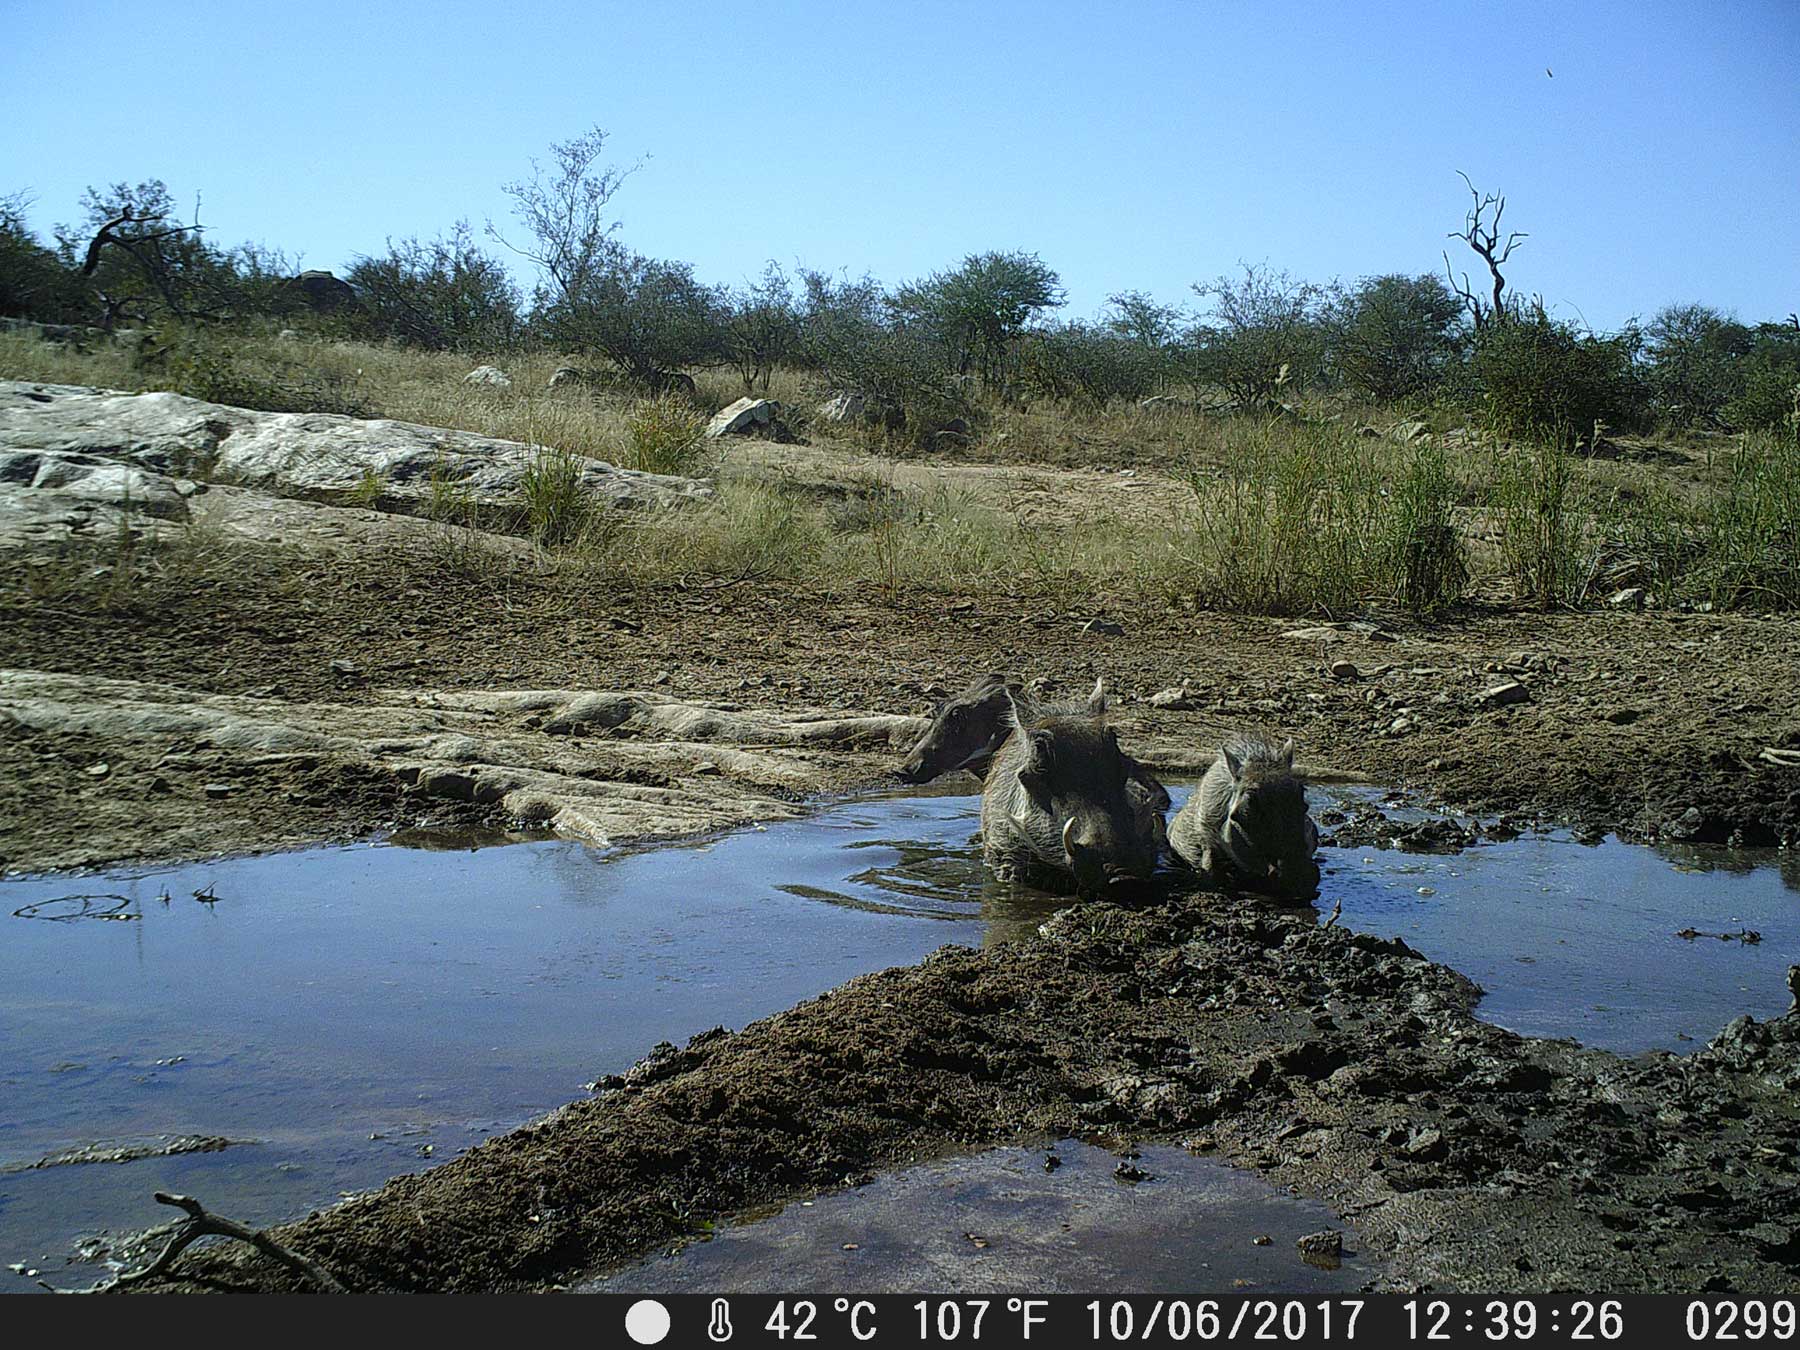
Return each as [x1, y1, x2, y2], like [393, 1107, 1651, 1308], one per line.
[4, 128, 1796, 446]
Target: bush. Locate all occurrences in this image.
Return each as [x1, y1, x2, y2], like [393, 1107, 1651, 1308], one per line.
[1723, 321, 1800, 433]
[0, 193, 91, 321]
[797, 269, 973, 442]
[890, 250, 1064, 388]
[540, 245, 727, 389]
[1471, 314, 1644, 449]
[344, 224, 523, 351]
[1015, 322, 1166, 407]
[1331, 273, 1466, 402]
[1183, 265, 1329, 405]
[1641, 303, 1752, 427]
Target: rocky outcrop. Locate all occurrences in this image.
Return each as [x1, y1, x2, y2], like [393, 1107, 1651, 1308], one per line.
[0, 381, 713, 544]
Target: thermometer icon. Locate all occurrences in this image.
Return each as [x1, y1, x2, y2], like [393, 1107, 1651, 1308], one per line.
[708, 1298, 734, 1342]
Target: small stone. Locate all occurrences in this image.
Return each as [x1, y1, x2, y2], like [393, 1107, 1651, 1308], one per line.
[462, 365, 511, 389]
[1297, 1229, 1343, 1257]
[204, 783, 233, 799]
[85, 762, 110, 778]
[1082, 618, 1125, 637]
[1252, 1235, 1272, 1246]
[1481, 681, 1529, 707]
[329, 658, 360, 676]
[1605, 707, 1641, 725]
[1388, 716, 1412, 735]
[1609, 586, 1647, 610]
[692, 761, 720, 776]
[1328, 659, 1358, 681]
[651, 671, 672, 686]
[1149, 685, 1196, 710]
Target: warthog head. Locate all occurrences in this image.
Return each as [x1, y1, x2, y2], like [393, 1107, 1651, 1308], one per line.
[1004, 683, 1160, 891]
[898, 673, 1019, 784]
[1215, 736, 1321, 901]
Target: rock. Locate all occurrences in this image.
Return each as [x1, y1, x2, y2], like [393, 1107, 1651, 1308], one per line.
[940, 417, 972, 437]
[1609, 586, 1647, 610]
[547, 366, 587, 390]
[705, 397, 779, 439]
[817, 392, 865, 423]
[1328, 659, 1359, 681]
[1605, 707, 1641, 725]
[1296, 1229, 1343, 1258]
[1480, 681, 1530, 707]
[285, 270, 356, 312]
[1149, 685, 1196, 710]
[1388, 716, 1412, 735]
[462, 365, 511, 390]
[85, 762, 110, 778]
[203, 783, 233, 799]
[0, 381, 712, 531]
[1283, 626, 1347, 643]
[1082, 618, 1126, 637]
[277, 329, 301, 342]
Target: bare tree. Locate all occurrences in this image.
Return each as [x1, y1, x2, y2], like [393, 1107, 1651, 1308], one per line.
[1443, 171, 1526, 331]
[489, 126, 640, 301]
[69, 182, 218, 328]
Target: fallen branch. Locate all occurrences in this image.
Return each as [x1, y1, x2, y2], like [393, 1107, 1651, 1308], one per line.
[70, 1192, 345, 1294]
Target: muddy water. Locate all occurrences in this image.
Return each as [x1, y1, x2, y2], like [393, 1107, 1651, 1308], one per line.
[3, 784, 1795, 1287]
[0, 790, 1003, 1283]
[582, 1140, 1370, 1294]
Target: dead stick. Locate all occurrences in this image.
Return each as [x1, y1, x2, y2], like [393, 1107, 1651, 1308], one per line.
[84, 1192, 345, 1294]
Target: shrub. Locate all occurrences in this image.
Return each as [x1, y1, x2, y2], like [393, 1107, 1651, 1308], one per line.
[1723, 321, 1800, 433]
[344, 224, 523, 351]
[1183, 265, 1330, 405]
[1471, 314, 1644, 449]
[1015, 322, 1166, 407]
[540, 245, 728, 389]
[890, 250, 1064, 388]
[1331, 273, 1467, 402]
[796, 269, 973, 442]
[1641, 303, 1752, 426]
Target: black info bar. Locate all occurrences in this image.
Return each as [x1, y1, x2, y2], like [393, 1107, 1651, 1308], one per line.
[565, 1294, 1778, 1346]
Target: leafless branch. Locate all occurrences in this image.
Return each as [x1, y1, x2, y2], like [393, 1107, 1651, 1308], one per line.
[62, 1191, 346, 1294]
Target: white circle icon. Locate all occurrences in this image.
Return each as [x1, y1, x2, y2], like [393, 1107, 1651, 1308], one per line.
[625, 1299, 672, 1345]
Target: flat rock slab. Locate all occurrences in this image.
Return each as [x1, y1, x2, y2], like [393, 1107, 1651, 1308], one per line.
[0, 381, 712, 537]
[0, 669, 926, 855]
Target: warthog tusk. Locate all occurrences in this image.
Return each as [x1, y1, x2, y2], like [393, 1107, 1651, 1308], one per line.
[1062, 817, 1078, 855]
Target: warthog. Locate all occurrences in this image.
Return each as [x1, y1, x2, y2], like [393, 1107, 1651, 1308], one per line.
[899, 676, 1172, 846]
[1168, 733, 1321, 901]
[897, 673, 1020, 784]
[980, 684, 1164, 893]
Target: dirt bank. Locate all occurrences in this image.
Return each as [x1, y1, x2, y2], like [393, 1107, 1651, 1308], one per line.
[5, 541, 1798, 873]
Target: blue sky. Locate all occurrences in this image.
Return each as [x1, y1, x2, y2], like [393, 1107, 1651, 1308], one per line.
[5, 0, 1796, 331]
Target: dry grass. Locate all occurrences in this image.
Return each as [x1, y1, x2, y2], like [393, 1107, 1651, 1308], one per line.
[3, 328, 1790, 615]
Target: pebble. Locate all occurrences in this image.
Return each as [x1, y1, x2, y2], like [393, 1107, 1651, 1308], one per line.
[85, 763, 110, 778]
[204, 783, 233, 799]
[1082, 618, 1126, 637]
[1481, 681, 1530, 707]
[1329, 660, 1358, 681]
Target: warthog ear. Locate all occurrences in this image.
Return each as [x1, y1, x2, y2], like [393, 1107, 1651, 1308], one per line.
[1280, 738, 1296, 771]
[1086, 676, 1109, 716]
[1222, 743, 1245, 780]
[1003, 685, 1029, 731]
[1023, 728, 1055, 773]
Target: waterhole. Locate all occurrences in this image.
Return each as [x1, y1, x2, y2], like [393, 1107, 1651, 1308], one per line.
[2, 783, 1793, 1286]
